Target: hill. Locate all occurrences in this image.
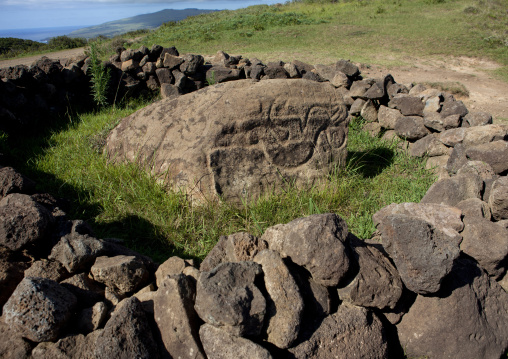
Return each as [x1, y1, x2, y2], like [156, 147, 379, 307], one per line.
[68, 8, 218, 39]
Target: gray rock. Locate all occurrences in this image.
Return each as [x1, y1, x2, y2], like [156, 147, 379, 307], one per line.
[465, 140, 508, 174]
[388, 94, 424, 116]
[461, 124, 508, 147]
[349, 79, 373, 98]
[445, 143, 468, 175]
[93, 297, 159, 359]
[199, 324, 273, 359]
[423, 95, 441, 114]
[291, 267, 331, 319]
[377, 105, 403, 130]
[394, 115, 430, 141]
[438, 127, 466, 147]
[154, 274, 205, 359]
[420, 173, 482, 206]
[91, 255, 149, 296]
[349, 98, 366, 115]
[373, 202, 464, 237]
[254, 249, 303, 349]
[3, 277, 77, 342]
[489, 176, 508, 220]
[261, 213, 351, 287]
[456, 198, 491, 220]
[424, 113, 461, 132]
[378, 214, 461, 294]
[106, 79, 348, 203]
[463, 111, 492, 127]
[288, 304, 388, 359]
[440, 97, 468, 118]
[155, 68, 173, 85]
[360, 99, 378, 122]
[362, 122, 382, 137]
[461, 216, 508, 279]
[335, 59, 360, 78]
[194, 261, 265, 337]
[456, 160, 496, 181]
[409, 134, 451, 157]
[0, 193, 52, 251]
[200, 232, 268, 272]
[160, 83, 181, 99]
[338, 235, 403, 310]
[48, 233, 105, 273]
[0, 166, 35, 199]
[397, 259, 508, 359]
[283, 63, 300, 78]
[179, 54, 204, 75]
[162, 53, 184, 69]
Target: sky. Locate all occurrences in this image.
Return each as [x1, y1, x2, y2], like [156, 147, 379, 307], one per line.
[0, 0, 283, 30]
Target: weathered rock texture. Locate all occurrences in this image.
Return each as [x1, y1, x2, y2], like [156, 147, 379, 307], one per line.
[1, 50, 508, 359]
[106, 79, 348, 202]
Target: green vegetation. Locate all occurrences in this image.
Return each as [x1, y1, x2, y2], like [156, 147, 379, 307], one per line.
[86, 40, 111, 108]
[129, 0, 506, 81]
[0, 101, 435, 262]
[0, 36, 86, 59]
[2, 0, 505, 263]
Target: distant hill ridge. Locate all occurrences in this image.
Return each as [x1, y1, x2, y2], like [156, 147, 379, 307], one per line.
[68, 8, 218, 39]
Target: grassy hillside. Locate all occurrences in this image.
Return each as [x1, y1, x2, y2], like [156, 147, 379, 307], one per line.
[68, 8, 218, 39]
[130, 0, 508, 81]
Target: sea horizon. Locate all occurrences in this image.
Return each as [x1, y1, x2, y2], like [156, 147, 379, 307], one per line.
[0, 26, 90, 43]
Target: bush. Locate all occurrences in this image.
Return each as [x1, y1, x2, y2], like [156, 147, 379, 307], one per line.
[47, 36, 87, 50]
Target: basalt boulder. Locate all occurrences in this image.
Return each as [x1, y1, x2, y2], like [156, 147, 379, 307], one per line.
[106, 79, 348, 203]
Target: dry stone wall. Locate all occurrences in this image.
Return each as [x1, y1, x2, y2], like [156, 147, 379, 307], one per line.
[0, 48, 508, 359]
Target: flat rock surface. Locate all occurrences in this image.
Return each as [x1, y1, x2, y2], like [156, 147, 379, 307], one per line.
[106, 79, 348, 202]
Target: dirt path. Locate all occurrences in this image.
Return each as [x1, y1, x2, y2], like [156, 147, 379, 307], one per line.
[1, 50, 507, 121]
[0, 48, 86, 68]
[361, 56, 508, 121]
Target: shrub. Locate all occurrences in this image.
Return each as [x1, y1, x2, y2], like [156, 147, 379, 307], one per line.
[87, 41, 111, 108]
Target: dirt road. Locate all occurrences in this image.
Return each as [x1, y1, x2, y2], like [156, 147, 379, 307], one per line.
[1, 49, 506, 121]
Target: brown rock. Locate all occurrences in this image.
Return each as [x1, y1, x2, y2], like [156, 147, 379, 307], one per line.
[93, 297, 159, 359]
[0, 247, 30, 312]
[199, 324, 273, 359]
[420, 173, 482, 206]
[465, 140, 508, 174]
[48, 233, 105, 273]
[388, 94, 424, 116]
[91, 255, 149, 296]
[0, 319, 33, 358]
[461, 124, 508, 147]
[378, 214, 461, 294]
[261, 213, 351, 287]
[397, 259, 508, 359]
[76, 301, 108, 334]
[24, 259, 68, 282]
[31, 334, 92, 359]
[394, 115, 431, 141]
[360, 99, 378, 122]
[194, 261, 265, 336]
[106, 79, 348, 203]
[438, 127, 466, 147]
[3, 277, 77, 342]
[489, 176, 508, 220]
[463, 111, 492, 127]
[0, 193, 52, 251]
[154, 274, 205, 359]
[160, 83, 181, 99]
[155, 256, 188, 287]
[377, 105, 403, 130]
[0, 166, 35, 199]
[456, 198, 491, 220]
[461, 216, 508, 279]
[338, 235, 403, 310]
[200, 232, 267, 272]
[288, 304, 388, 359]
[254, 249, 304, 349]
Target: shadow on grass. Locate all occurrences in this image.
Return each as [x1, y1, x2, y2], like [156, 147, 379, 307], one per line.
[346, 146, 396, 178]
[0, 111, 193, 265]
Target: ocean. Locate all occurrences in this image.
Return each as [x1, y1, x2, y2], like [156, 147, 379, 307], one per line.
[0, 26, 89, 43]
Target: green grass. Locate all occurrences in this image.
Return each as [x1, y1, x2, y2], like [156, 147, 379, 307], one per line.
[1, 101, 435, 263]
[122, 0, 507, 81]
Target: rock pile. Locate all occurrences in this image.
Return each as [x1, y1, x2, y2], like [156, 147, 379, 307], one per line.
[1, 160, 507, 359]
